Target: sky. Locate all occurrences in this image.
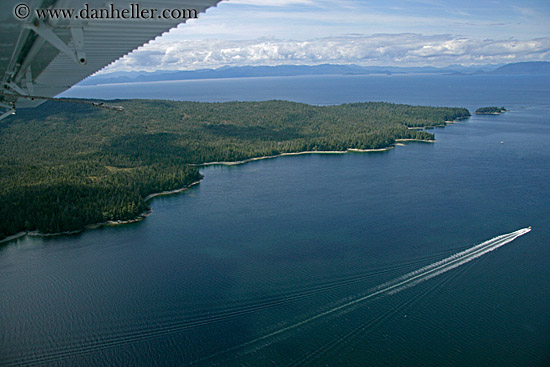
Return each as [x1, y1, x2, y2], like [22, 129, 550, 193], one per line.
[104, 0, 550, 72]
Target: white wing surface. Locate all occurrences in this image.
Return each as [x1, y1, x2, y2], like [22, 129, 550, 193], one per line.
[0, 0, 221, 119]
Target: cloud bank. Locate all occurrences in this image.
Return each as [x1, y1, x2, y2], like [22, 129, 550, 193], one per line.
[105, 34, 550, 72]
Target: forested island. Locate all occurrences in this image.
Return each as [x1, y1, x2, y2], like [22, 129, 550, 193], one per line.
[475, 106, 507, 115]
[0, 100, 470, 240]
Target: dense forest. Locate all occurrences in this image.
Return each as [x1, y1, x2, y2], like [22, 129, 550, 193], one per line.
[0, 99, 470, 239]
[475, 106, 506, 114]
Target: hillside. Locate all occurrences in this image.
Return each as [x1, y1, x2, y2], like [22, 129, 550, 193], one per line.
[0, 99, 470, 239]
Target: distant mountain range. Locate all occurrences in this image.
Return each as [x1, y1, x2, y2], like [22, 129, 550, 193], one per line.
[80, 61, 550, 85]
[487, 61, 550, 74]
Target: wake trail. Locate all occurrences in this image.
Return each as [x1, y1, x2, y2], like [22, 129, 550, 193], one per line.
[3, 250, 457, 367]
[288, 258, 478, 367]
[3, 228, 530, 367]
[0, 253, 448, 367]
[190, 227, 531, 365]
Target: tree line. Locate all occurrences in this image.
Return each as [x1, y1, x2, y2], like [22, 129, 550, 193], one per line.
[0, 99, 470, 239]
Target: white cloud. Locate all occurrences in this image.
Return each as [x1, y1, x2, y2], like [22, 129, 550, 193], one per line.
[104, 34, 550, 72]
[167, 0, 550, 42]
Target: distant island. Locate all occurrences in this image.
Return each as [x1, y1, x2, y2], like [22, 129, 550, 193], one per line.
[475, 107, 507, 115]
[0, 100, 470, 241]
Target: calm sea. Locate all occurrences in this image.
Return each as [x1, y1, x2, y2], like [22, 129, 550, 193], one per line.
[1, 74, 549, 366]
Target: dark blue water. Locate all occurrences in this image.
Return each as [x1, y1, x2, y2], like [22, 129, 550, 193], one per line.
[2, 74, 549, 366]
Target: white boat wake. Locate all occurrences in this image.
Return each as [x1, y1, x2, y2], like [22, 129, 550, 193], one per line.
[193, 227, 531, 365]
[5, 227, 531, 367]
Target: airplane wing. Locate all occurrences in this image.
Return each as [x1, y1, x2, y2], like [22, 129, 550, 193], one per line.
[0, 0, 222, 120]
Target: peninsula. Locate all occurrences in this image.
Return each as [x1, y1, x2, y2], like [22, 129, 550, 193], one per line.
[0, 100, 470, 240]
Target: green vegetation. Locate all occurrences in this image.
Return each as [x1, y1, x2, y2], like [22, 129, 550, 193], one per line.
[475, 106, 506, 115]
[0, 99, 470, 239]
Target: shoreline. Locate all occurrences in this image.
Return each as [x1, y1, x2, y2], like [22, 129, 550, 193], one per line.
[144, 180, 202, 202]
[408, 117, 468, 130]
[198, 149, 390, 166]
[395, 138, 435, 143]
[196, 139, 434, 167]
[0, 137, 438, 245]
[0, 180, 202, 245]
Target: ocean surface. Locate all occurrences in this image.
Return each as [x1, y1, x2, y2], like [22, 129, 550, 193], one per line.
[2, 74, 549, 366]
